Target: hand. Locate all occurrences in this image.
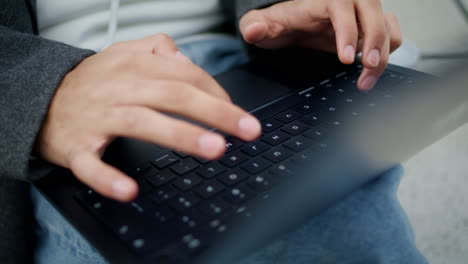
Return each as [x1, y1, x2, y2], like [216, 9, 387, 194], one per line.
[239, 0, 403, 90]
[37, 34, 261, 202]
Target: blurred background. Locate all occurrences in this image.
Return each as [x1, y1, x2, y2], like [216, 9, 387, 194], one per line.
[383, 0, 468, 263]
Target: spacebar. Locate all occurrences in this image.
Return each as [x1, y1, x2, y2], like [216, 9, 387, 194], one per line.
[250, 93, 303, 121]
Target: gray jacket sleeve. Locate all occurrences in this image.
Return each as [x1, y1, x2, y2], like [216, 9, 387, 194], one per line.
[0, 1, 95, 182]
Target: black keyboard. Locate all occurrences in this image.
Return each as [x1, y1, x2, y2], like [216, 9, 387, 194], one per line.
[75, 65, 412, 259]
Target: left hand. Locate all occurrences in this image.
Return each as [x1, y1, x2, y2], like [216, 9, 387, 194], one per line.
[239, 0, 403, 90]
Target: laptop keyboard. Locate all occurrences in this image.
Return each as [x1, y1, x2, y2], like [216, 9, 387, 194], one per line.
[75, 65, 412, 259]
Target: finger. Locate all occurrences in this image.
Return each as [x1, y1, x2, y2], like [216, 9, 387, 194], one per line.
[239, 0, 329, 45]
[138, 55, 232, 102]
[355, 0, 388, 69]
[328, 0, 359, 64]
[385, 13, 403, 53]
[357, 27, 390, 91]
[69, 151, 138, 202]
[125, 80, 261, 141]
[105, 106, 229, 160]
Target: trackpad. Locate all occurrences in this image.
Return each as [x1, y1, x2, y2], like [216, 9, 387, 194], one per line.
[215, 69, 293, 112]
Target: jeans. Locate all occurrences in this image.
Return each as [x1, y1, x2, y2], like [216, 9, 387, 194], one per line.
[31, 35, 428, 264]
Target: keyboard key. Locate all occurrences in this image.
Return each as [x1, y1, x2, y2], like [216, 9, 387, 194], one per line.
[149, 185, 178, 203]
[146, 169, 176, 187]
[247, 174, 275, 192]
[169, 193, 200, 211]
[241, 141, 270, 156]
[323, 105, 338, 115]
[176, 210, 208, 230]
[269, 162, 294, 176]
[135, 176, 153, 194]
[179, 233, 206, 255]
[281, 121, 310, 136]
[198, 199, 232, 217]
[300, 113, 322, 126]
[225, 137, 244, 152]
[314, 94, 332, 105]
[170, 158, 199, 175]
[153, 206, 175, 223]
[283, 137, 312, 152]
[134, 167, 158, 194]
[292, 102, 315, 114]
[196, 162, 226, 179]
[173, 151, 189, 158]
[218, 170, 249, 186]
[219, 150, 249, 168]
[152, 152, 179, 169]
[302, 126, 329, 141]
[131, 162, 153, 177]
[261, 119, 282, 133]
[261, 131, 291, 146]
[291, 151, 314, 165]
[328, 119, 343, 128]
[129, 198, 155, 214]
[223, 185, 255, 205]
[274, 110, 301, 123]
[194, 181, 225, 199]
[262, 147, 294, 163]
[172, 173, 203, 191]
[240, 157, 272, 174]
[193, 156, 210, 164]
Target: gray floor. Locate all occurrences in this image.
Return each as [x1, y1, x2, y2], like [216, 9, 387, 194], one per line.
[383, 1, 468, 263]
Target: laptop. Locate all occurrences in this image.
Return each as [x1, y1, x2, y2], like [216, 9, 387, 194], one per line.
[34, 49, 468, 264]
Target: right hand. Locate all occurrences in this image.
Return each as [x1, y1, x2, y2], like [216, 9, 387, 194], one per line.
[37, 34, 261, 202]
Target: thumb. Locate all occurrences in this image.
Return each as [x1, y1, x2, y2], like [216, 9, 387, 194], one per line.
[239, 9, 270, 44]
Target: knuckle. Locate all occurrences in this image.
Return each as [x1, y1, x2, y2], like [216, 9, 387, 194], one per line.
[368, 24, 387, 44]
[183, 66, 206, 86]
[171, 82, 197, 105]
[113, 108, 140, 129]
[152, 33, 174, 44]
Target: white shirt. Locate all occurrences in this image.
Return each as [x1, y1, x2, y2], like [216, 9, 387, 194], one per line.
[37, 0, 226, 51]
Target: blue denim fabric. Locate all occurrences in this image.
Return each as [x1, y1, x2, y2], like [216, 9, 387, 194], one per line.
[31, 36, 428, 264]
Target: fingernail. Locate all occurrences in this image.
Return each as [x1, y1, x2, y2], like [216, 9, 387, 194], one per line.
[344, 45, 355, 63]
[361, 75, 378, 90]
[112, 179, 133, 198]
[198, 134, 224, 156]
[367, 49, 380, 67]
[238, 116, 261, 139]
[175, 51, 192, 63]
